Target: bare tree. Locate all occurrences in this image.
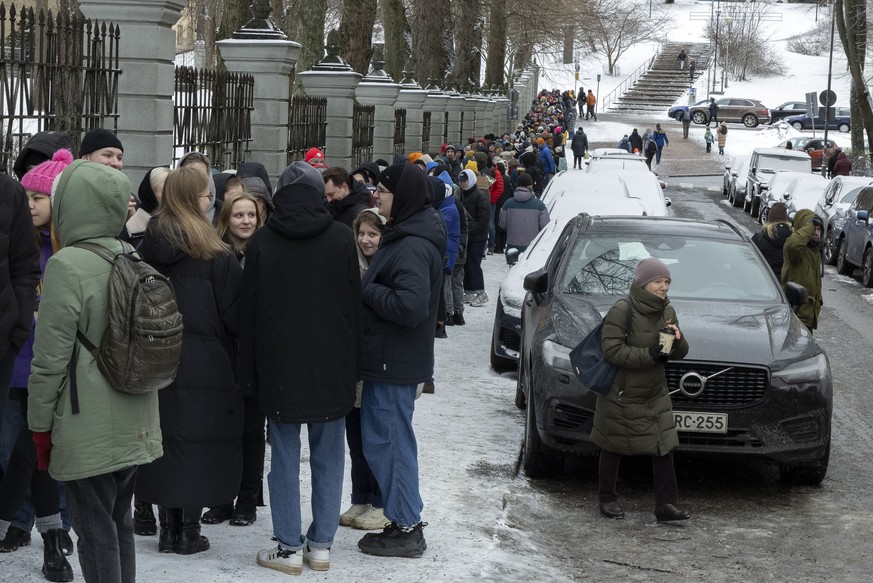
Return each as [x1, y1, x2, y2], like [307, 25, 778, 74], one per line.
[339, 0, 376, 74]
[484, 0, 507, 86]
[453, 0, 483, 89]
[218, 0, 249, 41]
[836, 0, 873, 161]
[272, 0, 300, 39]
[298, 0, 327, 72]
[382, 0, 409, 81]
[410, 0, 448, 84]
[579, 0, 668, 76]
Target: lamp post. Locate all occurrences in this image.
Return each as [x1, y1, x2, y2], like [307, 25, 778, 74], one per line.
[723, 16, 732, 91]
[712, 5, 721, 94]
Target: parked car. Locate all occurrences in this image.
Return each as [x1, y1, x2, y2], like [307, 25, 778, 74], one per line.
[491, 187, 646, 371]
[727, 156, 752, 208]
[784, 177, 829, 220]
[689, 97, 771, 127]
[794, 138, 837, 172]
[744, 148, 812, 218]
[539, 170, 631, 205]
[785, 107, 851, 132]
[769, 101, 808, 123]
[836, 187, 873, 286]
[776, 137, 811, 151]
[815, 176, 873, 264]
[518, 216, 832, 484]
[615, 171, 672, 217]
[586, 153, 649, 174]
[668, 99, 708, 121]
[759, 171, 819, 223]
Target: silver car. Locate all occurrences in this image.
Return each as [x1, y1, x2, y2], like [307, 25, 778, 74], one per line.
[815, 176, 873, 264]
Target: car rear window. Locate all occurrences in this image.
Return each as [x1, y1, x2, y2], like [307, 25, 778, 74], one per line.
[560, 234, 782, 301]
[756, 157, 810, 175]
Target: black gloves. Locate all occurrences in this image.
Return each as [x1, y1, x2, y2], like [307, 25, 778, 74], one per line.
[649, 347, 672, 363]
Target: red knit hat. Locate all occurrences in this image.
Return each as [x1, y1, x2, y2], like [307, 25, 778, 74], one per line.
[21, 148, 74, 196]
[304, 147, 325, 164]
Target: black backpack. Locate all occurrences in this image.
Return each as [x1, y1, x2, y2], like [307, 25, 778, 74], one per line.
[69, 242, 183, 413]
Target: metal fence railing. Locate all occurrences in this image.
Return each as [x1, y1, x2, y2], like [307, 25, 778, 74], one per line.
[287, 93, 327, 164]
[352, 101, 375, 168]
[420, 111, 432, 156]
[443, 111, 449, 145]
[393, 108, 406, 157]
[0, 4, 121, 173]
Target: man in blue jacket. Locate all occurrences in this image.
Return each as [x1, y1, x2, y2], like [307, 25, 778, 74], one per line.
[358, 163, 445, 558]
[538, 137, 556, 188]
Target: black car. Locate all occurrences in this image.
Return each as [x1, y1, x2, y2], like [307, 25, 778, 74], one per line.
[769, 101, 808, 123]
[517, 216, 832, 485]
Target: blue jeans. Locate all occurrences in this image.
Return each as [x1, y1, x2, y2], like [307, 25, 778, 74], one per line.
[267, 418, 345, 551]
[487, 203, 496, 251]
[361, 382, 423, 528]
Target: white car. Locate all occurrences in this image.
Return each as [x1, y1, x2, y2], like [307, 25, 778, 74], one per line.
[586, 154, 649, 174]
[815, 176, 873, 264]
[784, 177, 828, 220]
[759, 172, 820, 224]
[490, 192, 646, 371]
[727, 156, 752, 208]
[615, 171, 671, 217]
[540, 171, 632, 206]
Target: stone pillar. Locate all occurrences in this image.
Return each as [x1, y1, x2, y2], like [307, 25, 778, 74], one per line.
[495, 94, 510, 135]
[298, 31, 362, 171]
[444, 86, 464, 146]
[473, 94, 490, 138]
[395, 72, 427, 154]
[460, 91, 476, 143]
[218, 10, 300, 183]
[78, 0, 186, 188]
[424, 80, 449, 155]
[355, 47, 400, 166]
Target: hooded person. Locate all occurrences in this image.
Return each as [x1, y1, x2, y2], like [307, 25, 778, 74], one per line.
[458, 168, 490, 307]
[120, 166, 170, 245]
[12, 131, 74, 180]
[239, 161, 361, 575]
[781, 209, 823, 332]
[628, 129, 643, 154]
[570, 127, 589, 169]
[428, 174, 461, 343]
[239, 175, 275, 222]
[27, 160, 163, 580]
[356, 163, 445, 558]
[351, 162, 380, 186]
[751, 202, 792, 279]
[497, 172, 549, 259]
[833, 150, 852, 176]
[235, 162, 274, 197]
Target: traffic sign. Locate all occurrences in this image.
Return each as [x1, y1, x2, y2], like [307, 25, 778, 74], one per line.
[819, 90, 837, 107]
[805, 92, 817, 118]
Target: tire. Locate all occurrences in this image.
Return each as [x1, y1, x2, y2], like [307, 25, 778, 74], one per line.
[730, 186, 742, 208]
[836, 237, 854, 275]
[759, 203, 768, 225]
[823, 229, 838, 265]
[522, 384, 563, 479]
[742, 114, 759, 128]
[692, 111, 708, 125]
[862, 247, 873, 287]
[838, 124, 850, 133]
[792, 122, 804, 131]
[750, 195, 760, 219]
[779, 442, 830, 486]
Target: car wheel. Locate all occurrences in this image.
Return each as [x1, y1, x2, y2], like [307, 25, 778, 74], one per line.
[521, 383, 563, 479]
[730, 186, 742, 208]
[823, 229, 838, 265]
[838, 124, 850, 133]
[792, 122, 804, 131]
[692, 111, 707, 125]
[779, 442, 829, 486]
[759, 203, 768, 225]
[751, 196, 761, 218]
[836, 237, 854, 276]
[862, 247, 873, 287]
[742, 114, 759, 128]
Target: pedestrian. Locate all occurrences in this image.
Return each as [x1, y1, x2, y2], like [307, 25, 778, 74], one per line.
[498, 173, 549, 260]
[826, 148, 841, 178]
[79, 128, 137, 222]
[430, 175, 461, 342]
[460, 168, 490, 307]
[628, 128, 643, 154]
[357, 162, 445, 558]
[136, 165, 244, 557]
[653, 123, 669, 164]
[708, 98, 719, 127]
[617, 134, 632, 153]
[643, 130, 657, 170]
[688, 59, 696, 83]
[240, 161, 361, 575]
[571, 126, 589, 169]
[0, 149, 74, 582]
[752, 202, 793, 279]
[441, 169, 469, 327]
[216, 190, 262, 264]
[677, 49, 687, 70]
[833, 150, 852, 176]
[177, 152, 221, 223]
[305, 147, 328, 171]
[578, 87, 586, 117]
[717, 122, 728, 155]
[586, 89, 598, 121]
[323, 166, 372, 229]
[27, 159, 163, 582]
[680, 109, 691, 139]
[487, 162, 504, 255]
[782, 210, 823, 332]
[537, 137, 556, 189]
[594, 257, 690, 523]
[12, 131, 73, 181]
[704, 128, 714, 153]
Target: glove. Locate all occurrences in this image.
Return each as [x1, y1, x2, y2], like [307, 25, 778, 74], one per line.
[32, 431, 52, 471]
[648, 346, 672, 363]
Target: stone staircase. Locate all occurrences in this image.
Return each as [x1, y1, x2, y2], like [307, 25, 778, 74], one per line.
[608, 42, 711, 115]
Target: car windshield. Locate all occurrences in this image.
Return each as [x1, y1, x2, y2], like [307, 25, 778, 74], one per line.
[560, 233, 781, 301]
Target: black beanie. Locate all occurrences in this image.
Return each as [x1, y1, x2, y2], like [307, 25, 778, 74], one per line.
[79, 128, 124, 157]
[378, 163, 405, 194]
[518, 173, 534, 188]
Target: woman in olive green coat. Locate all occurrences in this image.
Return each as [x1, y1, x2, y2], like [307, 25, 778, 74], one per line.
[591, 257, 690, 522]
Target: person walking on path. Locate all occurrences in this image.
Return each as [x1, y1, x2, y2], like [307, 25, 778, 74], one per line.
[653, 124, 669, 165]
[704, 128, 714, 153]
[781, 209, 823, 333]
[688, 59, 696, 83]
[586, 90, 598, 121]
[643, 129, 657, 170]
[679, 109, 691, 139]
[628, 129, 643, 154]
[593, 257, 690, 523]
[833, 150, 852, 176]
[708, 98, 719, 127]
[571, 127, 589, 169]
[677, 49, 687, 70]
[717, 122, 728, 155]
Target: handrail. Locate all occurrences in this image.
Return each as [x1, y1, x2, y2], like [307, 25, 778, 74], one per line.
[600, 46, 662, 112]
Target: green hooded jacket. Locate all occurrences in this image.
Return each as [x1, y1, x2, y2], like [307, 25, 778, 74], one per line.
[591, 281, 689, 457]
[781, 208, 822, 331]
[28, 160, 163, 481]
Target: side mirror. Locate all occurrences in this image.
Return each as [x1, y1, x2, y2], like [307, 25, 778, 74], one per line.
[859, 209, 870, 223]
[506, 248, 521, 265]
[784, 281, 809, 313]
[783, 192, 790, 200]
[665, 197, 672, 207]
[523, 269, 548, 294]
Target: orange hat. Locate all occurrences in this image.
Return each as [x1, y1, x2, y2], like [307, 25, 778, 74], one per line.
[407, 152, 424, 164]
[536, 137, 545, 146]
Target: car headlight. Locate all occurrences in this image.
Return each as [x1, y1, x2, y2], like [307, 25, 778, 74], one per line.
[772, 353, 829, 384]
[542, 339, 574, 372]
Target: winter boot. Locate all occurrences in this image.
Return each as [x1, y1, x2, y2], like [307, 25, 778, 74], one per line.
[201, 503, 233, 525]
[41, 529, 74, 582]
[134, 501, 157, 536]
[174, 507, 210, 555]
[358, 521, 427, 558]
[229, 497, 257, 527]
[158, 507, 181, 554]
[0, 526, 32, 552]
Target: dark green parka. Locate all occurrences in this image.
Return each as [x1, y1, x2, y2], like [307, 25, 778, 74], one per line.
[591, 281, 689, 457]
[781, 208, 822, 331]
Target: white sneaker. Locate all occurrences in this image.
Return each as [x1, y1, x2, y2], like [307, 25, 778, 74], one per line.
[350, 506, 391, 530]
[303, 545, 330, 571]
[463, 292, 475, 304]
[257, 545, 302, 575]
[339, 503, 370, 526]
[470, 292, 489, 307]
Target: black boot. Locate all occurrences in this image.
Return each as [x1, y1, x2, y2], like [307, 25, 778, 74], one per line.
[229, 497, 257, 527]
[134, 501, 157, 536]
[0, 526, 32, 552]
[158, 507, 181, 554]
[174, 507, 210, 555]
[41, 529, 74, 582]
[201, 503, 233, 525]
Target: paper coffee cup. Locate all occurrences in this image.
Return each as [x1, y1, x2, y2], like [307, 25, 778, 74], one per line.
[658, 327, 675, 354]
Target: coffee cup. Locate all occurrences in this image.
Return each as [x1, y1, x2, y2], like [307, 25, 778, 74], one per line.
[658, 327, 675, 354]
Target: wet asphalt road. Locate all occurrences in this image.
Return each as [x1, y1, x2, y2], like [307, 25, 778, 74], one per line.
[499, 175, 873, 582]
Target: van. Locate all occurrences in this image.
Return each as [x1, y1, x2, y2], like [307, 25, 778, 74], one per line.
[745, 147, 811, 218]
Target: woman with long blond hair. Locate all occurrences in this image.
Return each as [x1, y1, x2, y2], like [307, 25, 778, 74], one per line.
[215, 190, 262, 264]
[752, 202, 793, 279]
[135, 165, 244, 557]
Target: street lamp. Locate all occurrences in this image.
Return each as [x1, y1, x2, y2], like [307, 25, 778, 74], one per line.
[712, 6, 721, 94]
[723, 16, 733, 91]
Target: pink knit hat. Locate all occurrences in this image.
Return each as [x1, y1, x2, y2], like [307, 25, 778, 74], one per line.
[21, 148, 74, 196]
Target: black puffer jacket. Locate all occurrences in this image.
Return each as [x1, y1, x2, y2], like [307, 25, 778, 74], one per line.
[329, 180, 371, 229]
[459, 169, 490, 243]
[0, 175, 40, 360]
[135, 220, 244, 508]
[752, 223, 792, 279]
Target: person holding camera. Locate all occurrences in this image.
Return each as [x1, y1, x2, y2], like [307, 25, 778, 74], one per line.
[782, 209, 823, 332]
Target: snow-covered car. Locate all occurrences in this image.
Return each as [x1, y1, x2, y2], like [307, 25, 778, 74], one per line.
[589, 148, 631, 157]
[758, 171, 820, 224]
[836, 187, 873, 286]
[518, 216, 832, 485]
[586, 154, 648, 174]
[727, 156, 752, 208]
[815, 176, 873, 264]
[784, 176, 828, 220]
[744, 148, 811, 218]
[776, 137, 837, 172]
[490, 190, 646, 372]
[540, 170, 631, 205]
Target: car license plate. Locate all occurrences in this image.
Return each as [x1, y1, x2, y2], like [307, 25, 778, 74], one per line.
[674, 412, 728, 434]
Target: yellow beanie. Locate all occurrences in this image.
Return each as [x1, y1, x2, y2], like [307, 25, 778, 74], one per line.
[465, 160, 478, 172]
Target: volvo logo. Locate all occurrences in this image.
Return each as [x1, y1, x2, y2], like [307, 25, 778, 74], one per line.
[671, 367, 734, 398]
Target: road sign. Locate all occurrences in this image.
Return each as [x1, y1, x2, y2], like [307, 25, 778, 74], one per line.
[819, 90, 837, 107]
[805, 92, 817, 118]
[597, 74, 601, 82]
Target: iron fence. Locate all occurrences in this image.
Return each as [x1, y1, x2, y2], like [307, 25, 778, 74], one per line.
[352, 101, 374, 168]
[459, 111, 465, 142]
[287, 92, 327, 164]
[0, 4, 120, 174]
[421, 111, 431, 155]
[443, 111, 449, 145]
[173, 66, 254, 170]
[393, 108, 406, 157]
